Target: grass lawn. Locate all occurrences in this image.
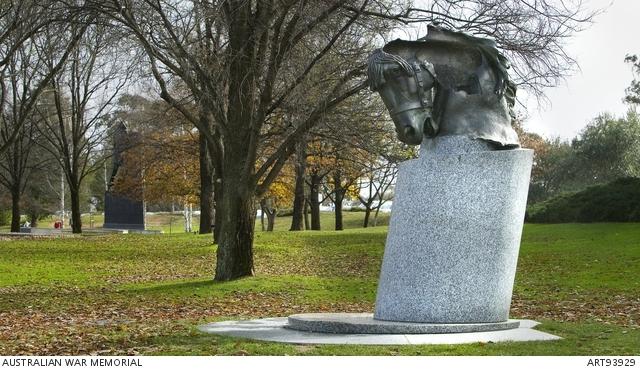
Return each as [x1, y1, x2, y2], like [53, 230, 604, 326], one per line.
[1, 209, 389, 234]
[0, 220, 638, 355]
[6, 213, 198, 234]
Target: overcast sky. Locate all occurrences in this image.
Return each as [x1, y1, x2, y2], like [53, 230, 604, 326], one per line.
[523, 0, 638, 139]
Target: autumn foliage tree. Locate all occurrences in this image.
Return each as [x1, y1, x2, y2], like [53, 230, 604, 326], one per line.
[111, 95, 201, 231]
[35, 22, 134, 233]
[259, 165, 295, 232]
[114, 129, 200, 229]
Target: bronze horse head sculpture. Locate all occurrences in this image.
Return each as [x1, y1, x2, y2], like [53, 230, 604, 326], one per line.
[368, 26, 520, 148]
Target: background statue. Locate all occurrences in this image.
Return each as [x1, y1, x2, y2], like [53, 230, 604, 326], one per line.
[368, 25, 519, 148]
[103, 121, 145, 230]
[107, 121, 128, 191]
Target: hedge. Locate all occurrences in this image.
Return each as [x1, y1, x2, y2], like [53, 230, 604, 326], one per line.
[526, 177, 640, 223]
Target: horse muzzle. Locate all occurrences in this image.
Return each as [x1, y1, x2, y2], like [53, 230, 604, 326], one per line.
[391, 104, 431, 145]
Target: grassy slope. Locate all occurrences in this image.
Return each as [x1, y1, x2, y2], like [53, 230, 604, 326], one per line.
[0, 220, 638, 355]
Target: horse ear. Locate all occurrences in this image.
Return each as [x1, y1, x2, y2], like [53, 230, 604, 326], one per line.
[421, 61, 436, 79]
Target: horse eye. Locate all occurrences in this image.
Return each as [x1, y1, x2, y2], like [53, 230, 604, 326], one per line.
[388, 67, 403, 76]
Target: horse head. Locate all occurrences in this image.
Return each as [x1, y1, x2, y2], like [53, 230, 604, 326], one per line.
[368, 26, 521, 148]
[368, 49, 437, 145]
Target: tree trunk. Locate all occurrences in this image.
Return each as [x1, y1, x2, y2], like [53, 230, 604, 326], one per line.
[214, 159, 255, 281]
[266, 209, 276, 231]
[10, 189, 20, 233]
[30, 212, 38, 228]
[373, 206, 381, 227]
[363, 207, 371, 228]
[333, 172, 344, 231]
[304, 201, 310, 230]
[309, 173, 321, 230]
[184, 201, 192, 232]
[335, 191, 344, 231]
[213, 177, 222, 243]
[212, 2, 259, 281]
[290, 140, 306, 231]
[260, 198, 276, 232]
[260, 199, 266, 231]
[199, 133, 214, 234]
[70, 187, 82, 233]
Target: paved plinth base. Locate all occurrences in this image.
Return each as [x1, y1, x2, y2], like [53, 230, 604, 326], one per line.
[198, 316, 560, 345]
[287, 313, 519, 334]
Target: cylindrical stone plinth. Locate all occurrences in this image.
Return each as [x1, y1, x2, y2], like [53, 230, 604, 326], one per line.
[374, 136, 533, 323]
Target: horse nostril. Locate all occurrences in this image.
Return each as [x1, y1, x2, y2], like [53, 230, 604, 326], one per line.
[403, 126, 415, 138]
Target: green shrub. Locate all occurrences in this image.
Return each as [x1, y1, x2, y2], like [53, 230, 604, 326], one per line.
[526, 177, 640, 223]
[0, 209, 10, 226]
[276, 208, 293, 217]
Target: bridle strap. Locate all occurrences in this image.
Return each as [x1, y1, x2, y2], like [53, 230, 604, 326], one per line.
[390, 101, 424, 116]
[412, 62, 429, 109]
[387, 59, 437, 118]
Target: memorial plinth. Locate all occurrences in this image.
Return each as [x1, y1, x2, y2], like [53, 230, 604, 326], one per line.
[375, 136, 533, 324]
[281, 136, 534, 335]
[103, 192, 145, 230]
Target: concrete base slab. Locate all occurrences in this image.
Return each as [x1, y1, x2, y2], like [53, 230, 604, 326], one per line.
[198, 316, 561, 345]
[287, 313, 519, 334]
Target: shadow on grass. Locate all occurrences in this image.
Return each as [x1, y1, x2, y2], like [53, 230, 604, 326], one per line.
[124, 275, 377, 304]
[253, 228, 387, 279]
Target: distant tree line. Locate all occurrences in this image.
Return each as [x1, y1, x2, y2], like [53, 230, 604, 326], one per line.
[520, 109, 640, 205]
[519, 54, 640, 221]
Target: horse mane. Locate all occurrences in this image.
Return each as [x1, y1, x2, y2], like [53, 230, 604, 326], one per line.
[381, 26, 516, 109]
[423, 25, 514, 105]
[367, 49, 413, 91]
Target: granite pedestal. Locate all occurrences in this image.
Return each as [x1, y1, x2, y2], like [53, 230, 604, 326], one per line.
[375, 137, 533, 323]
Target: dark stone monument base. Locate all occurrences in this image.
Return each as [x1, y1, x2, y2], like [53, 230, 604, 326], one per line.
[286, 313, 519, 334]
[103, 192, 144, 230]
[102, 223, 145, 230]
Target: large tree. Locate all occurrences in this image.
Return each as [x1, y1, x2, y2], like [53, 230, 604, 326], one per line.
[0, 112, 37, 232]
[0, 15, 88, 232]
[86, 0, 596, 280]
[624, 54, 640, 105]
[0, 2, 87, 157]
[36, 22, 134, 233]
[88, 0, 389, 280]
[0, 42, 42, 232]
[572, 111, 640, 184]
[112, 118, 202, 233]
[113, 94, 215, 234]
[519, 111, 640, 204]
